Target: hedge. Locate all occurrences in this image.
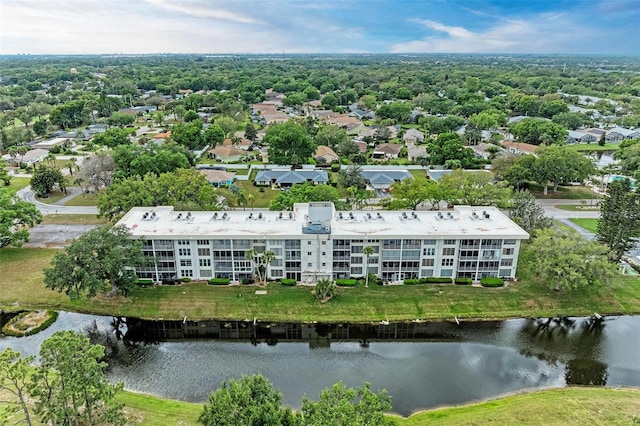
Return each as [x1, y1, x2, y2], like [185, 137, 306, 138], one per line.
[135, 278, 154, 287]
[424, 277, 453, 284]
[403, 278, 422, 285]
[281, 278, 296, 286]
[209, 278, 231, 285]
[480, 277, 504, 287]
[455, 278, 472, 285]
[2, 311, 59, 337]
[241, 278, 255, 285]
[336, 279, 357, 287]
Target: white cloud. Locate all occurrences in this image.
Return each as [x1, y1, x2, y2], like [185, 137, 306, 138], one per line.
[392, 14, 591, 53]
[142, 0, 266, 25]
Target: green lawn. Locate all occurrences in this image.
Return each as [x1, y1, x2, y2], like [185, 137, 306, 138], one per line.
[217, 181, 279, 208]
[64, 191, 99, 206]
[398, 387, 640, 425]
[2, 247, 640, 322]
[117, 391, 201, 426]
[40, 214, 107, 225]
[555, 204, 599, 211]
[568, 143, 620, 152]
[569, 218, 599, 233]
[35, 189, 68, 204]
[3, 177, 31, 195]
[529, 184, 600, 200]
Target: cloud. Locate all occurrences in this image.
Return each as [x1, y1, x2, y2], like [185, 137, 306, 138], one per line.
[142, 0, 266, 25]
[391, 13, 594, 54]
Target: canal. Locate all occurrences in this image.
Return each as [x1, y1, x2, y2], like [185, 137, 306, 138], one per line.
[1, 312, 638, 416]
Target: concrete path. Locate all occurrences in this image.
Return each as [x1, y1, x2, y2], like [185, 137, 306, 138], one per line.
[17, 186, 98, 215]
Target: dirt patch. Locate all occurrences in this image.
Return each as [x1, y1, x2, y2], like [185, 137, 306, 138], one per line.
[4, 310, 53, 334]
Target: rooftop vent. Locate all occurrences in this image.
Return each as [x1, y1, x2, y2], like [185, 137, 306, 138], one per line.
[402, 212, 408, 219]
[437, 212, 443, 219]
[377, 212, 383, 219]
[412, 212, 418, 219]
[289, 212, 293, 219]
[279, 212, 283, 219]
[142, 212, 149, 220]
[258, 212, 263, 220]
[248, 213, 253, 219]
[338, 212, 343, 219]
[212, 212, 218, 220]
[222, 212, 228, 219]
[367, 213, 372, 219]
[484, 212, 491, 219]
[176, 213, 182, 220]
[349, 212, 355, 220]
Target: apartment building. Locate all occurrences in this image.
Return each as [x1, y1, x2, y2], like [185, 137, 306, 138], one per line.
[116, 202, 529, 283]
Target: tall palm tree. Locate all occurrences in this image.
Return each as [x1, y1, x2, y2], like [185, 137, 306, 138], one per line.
[260, 250, 275, 285]
[362, 246, 375, 288]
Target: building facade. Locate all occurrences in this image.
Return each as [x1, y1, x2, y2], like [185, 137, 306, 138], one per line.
[116, 203, 529, 283]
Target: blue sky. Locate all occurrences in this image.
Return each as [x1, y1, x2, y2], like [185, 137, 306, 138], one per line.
[1, 0, 638, 55]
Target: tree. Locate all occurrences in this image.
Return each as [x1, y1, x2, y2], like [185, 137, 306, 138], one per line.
[44, 225, 147, 298]
[533, 145, 596, 194]
[336, 139, 360, 159]
[502, 155, 536, 189]
[0, 348, 35, 426]
[216, 116, 238, 137]
[321, 93, 338, 109]
[30, 165, 66, 197]
[33, 118, 48, 136]
[198, 374, 295, 426]
[92, 128, 131, 148]
[376, 102, 412, 123]
[246, 249, 275, 284]
[30, 331, 126, 426]
[315, 278, 336, 302]
[0, 159, 11, 185]
[244, 123, 257, 142]
[65, 156, 78, 176]
[203, 123, 225, 148]
[614, 139, 640, 179]
[509, 118, 568, 146]
[428, 132, 474, 167]
[438, 170, 512, 207]
[183, 109, 200, 122]
[526, 228, 616, 292]
[388, 176, 434, 210]
[171, 119, 204, 150]
[112, 143, 191, 179]
[315, 125, 348, 149]
[363, 246, 375, 288]
[300, 382, 393, 426]
[0, 189, 42, 247]
[338, 165, 366, 190]
[538, 100, 569, 118]
[508, 190, 552, 234]
[78, 152, 116, 192]
[265, 121, 316, 167]
[106, 112, 135, 127]
[49, 100, 90, 129]
[269, 183, 340, 211]
[597, 178, 640, 262]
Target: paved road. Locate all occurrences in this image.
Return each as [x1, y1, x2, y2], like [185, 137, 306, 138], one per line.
[17, 186, 98, 215]
[536, 198, 601, 220]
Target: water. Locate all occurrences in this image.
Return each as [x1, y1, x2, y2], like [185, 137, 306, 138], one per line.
[1, 312, 639, 416]
[590, 151, 619, 169]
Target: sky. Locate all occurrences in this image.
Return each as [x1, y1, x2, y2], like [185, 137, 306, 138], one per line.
[1, 0, 639, 55]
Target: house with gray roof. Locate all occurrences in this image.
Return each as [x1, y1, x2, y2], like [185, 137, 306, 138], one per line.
[254, 169, 329, 188]
[361, 169, 412, 190]
[567, 130, 597, 144]
[606, 127, 640, 142]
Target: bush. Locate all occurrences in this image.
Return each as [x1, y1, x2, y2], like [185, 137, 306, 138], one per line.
[241, 278, 255, 284]
[375, 278, 384, 286]
[424, 277, 453, 284]
[209, 278, 230, 285]
[330, 163, 341, 172]
[135, 278, 154, 287]
[2, 311, 59, 337]
[180, 277, 191, 283]
[336, 278, 357, 287]
[455, 278, 473, 285]
[403, 278, 421, 285]
[281, 278, 296, 286]
[480, 277, 504, 287]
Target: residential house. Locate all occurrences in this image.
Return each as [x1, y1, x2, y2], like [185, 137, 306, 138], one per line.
[355, 141, 368, 154]
[153, 131, 171, 143]
[361, 170, 412, 190]
[501, 141, 539, 156]
[372, 143, 401, 160]
[207, 146, 244, 163]
[566, 130, 597, 144]
[403, 128, 425, 145]
[606, 127, 640, 142]
[221, 138, 252, 151]
[314, 146, 339, 164]
[407, 145, 428, 162]
[199, 169, 236, 187]
[471, 143, 504, 160]
[584, 128, 606, 140]
[3, 148, 49, 166]
[33, 137, 72, 150]
[427, 169, 493, 182]
[254, 169, 329, 188]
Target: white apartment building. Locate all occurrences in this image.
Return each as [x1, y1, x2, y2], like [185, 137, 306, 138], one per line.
[116, 202, 529, 283]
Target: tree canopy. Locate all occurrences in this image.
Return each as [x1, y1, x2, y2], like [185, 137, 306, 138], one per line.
[269, 182, 342, 211]
[597, 178, 640, 262]
[112, 143, 192, 179]
[438, 169, 512, 207]
[30, 165, 66, 197]
[428, 132, 475, 167]
[0, 188, 42, 247]
[508, 118, 568, 146]
[265, 121, 316, 167]
[44, 225, 147, 298]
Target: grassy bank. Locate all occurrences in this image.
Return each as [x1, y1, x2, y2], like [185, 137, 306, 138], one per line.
[569, 218, 599, 233]
[40, 214, 107, 225]
[2, 248, 640, 322]
[529, 184, 599, 200]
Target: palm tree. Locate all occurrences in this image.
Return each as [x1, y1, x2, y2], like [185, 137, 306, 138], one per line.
[246, 249, 259, 282]
[247, 194, 255, 211]
[236, 191, 247, 211]
[260, 250, 275, 284]
[362, 246, 375, 288]
[66, 157, 78, 176]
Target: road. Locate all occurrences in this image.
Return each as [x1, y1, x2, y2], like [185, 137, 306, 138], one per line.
[17, 186, 98, 215]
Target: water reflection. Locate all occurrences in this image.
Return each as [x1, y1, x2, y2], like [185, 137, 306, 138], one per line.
[1, 313, 638, 416]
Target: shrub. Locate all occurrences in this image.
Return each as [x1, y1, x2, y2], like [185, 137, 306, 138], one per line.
[480, 277, 504, 287]
[2, 311, 59, 337]
[336, 278, 357, 287]
[241, 278, 255, 284]
[281, 278, 296, 286]
[330, 163, 341, 172]
[135, 278, 154, 287]
[180, 277, 191, 283]
[424, 277, 453, 284]
[209, 278, 230, 285]
[375, 278, 384, 286]
[403, 278, 421, 285]
[455, 278, 473, 285]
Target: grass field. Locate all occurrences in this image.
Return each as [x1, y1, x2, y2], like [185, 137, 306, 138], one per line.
[35, 189, 68, 204]
[529, 184, 600, 200]
[217, 180, 279, 208]
[2, 247, 640, 322]
[64, 191, 99, 206]
[555, 204, 599, 211]
[40, 214, 107, 225]
[569, 218, 599, 233]
[3, 177, 31, 195]
[568, 143, 620, 152]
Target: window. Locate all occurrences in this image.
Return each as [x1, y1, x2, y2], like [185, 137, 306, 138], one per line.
[197, 248, 210, 257]
[503, 248, 514, 256]
[307, 262, 312, 267]
[351, 257, 363, 264]
[423, 248, 435, 256]
[197, 239, 210, 245]
[180, 259, 192, 267]
[443, 239, 456, 245]
[178, 248, 191, 256]
[500, 259, 513, 267]
[321, 241, 326, 245]
[322, 252, 326, 256]
[499, 269, 512, 277]
[308, 241, 312, 245]
[307, 252, 312, 256]
[351, 246, 363, 254]
[441, 258, 454, 266]
[351, 267, 363, 275]
[177, 239, 189, 246]
[440, 269, 453, 277]
[180, 269, 193, 277]
[199, 259, 211, 267]
[200, 270, 212, 278]
[420, 269, 434, 277]
[321, 262, 326, 267]
[504, 239, 516, 245]
[383, 239, 402, 249]
[422, 259, 435, 267]
[442, 248, 455, 256]
[423, 239, 436, 245]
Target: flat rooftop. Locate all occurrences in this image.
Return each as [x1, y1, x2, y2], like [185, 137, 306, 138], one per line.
[117, 204, 529, 240]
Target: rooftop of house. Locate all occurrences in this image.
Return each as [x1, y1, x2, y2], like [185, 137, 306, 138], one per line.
[116, 203, 529, 240]
[255, 169, 329, 184]
[373, 143, 401, 154]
